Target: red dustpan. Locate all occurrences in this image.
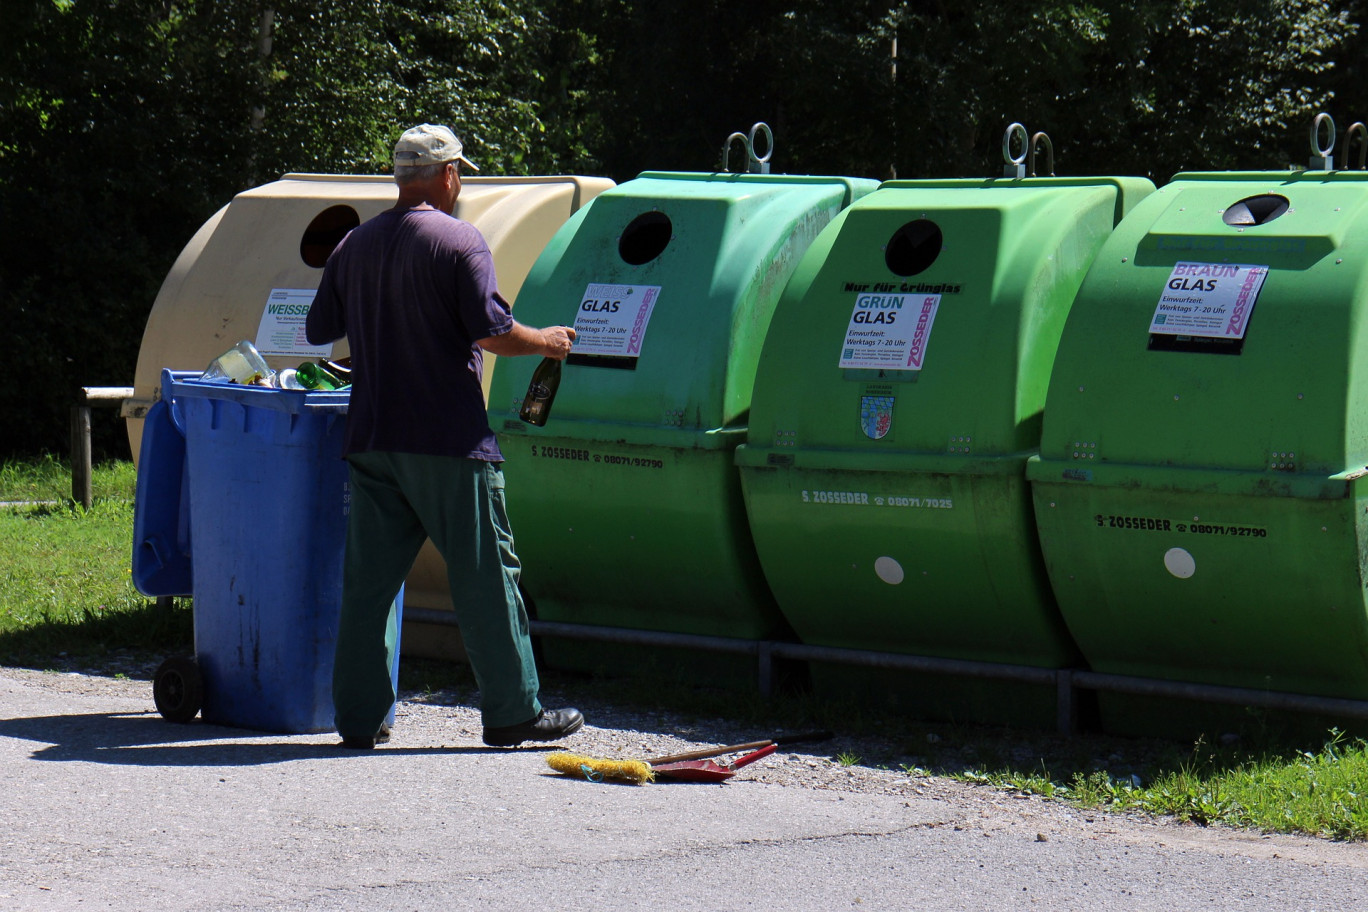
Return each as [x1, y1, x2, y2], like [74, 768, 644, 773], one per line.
[651, 743, 779, 782]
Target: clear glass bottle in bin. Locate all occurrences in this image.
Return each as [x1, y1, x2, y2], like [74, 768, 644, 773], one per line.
[200, 340, 272, 385]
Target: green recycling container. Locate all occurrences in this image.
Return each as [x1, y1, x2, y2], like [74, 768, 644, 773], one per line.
[1027, 170, 1368, 702]
[488, 171, 877, 638]
[736, 176, 1153, 667]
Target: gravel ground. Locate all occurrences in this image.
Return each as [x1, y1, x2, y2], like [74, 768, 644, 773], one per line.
[0, 658, 938, 795]
[0, 655, 1169, 811]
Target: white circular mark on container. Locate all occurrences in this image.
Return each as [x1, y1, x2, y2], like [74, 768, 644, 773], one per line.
[1164, 547, 1196, 579]
[875, 556, 905, 585]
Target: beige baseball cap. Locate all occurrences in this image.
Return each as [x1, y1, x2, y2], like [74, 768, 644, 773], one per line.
[393, 124, 479, 171]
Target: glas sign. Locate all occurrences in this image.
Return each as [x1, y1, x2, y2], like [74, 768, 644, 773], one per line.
[838, 292, 941, 371]
[1148, 262, 1269, 341]
[570, 283, 661, 361]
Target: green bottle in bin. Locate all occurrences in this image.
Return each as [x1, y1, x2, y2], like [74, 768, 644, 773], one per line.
[519, 357, 561, 426]
[295, 361, 346, 390]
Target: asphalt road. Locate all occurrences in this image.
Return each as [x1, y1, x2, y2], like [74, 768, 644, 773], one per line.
[3, 667, 1367, 912]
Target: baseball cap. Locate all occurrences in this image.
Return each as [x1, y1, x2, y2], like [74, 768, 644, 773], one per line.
[393, 124, 480, 171]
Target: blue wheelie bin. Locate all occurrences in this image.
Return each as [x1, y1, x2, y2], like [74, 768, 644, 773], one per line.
[133, 369, 401, 733]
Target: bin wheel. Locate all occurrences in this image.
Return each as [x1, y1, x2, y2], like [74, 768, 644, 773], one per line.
[153, 655, 203, 723]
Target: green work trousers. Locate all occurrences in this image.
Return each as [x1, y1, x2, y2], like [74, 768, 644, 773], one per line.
[333, 451, 542, 739]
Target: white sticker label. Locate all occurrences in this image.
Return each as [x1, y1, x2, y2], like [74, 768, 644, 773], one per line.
[838, 294, 940, 370]
[254, 288, 334, 358]
[570, 284, 661, 358]
[1149, 263, 1269, 339]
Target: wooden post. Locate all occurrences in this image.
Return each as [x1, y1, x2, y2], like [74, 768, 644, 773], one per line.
[71, 403, 93, 509]
[70, 387, 135, 509]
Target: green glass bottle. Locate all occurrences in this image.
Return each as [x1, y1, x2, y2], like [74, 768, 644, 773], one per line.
[519, 357, 561, 426]
[296, 362, 344, 390]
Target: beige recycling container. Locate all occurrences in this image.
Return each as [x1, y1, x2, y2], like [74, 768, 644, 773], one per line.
[126, 172, 614, 648]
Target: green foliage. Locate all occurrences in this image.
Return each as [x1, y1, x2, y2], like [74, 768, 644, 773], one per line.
[866, 0, 1353, 179]
[532, 0, 1356, 181]
[3, 2, 246, 460]
[0, 0, 557, 459]
[250, 1, 554, 177]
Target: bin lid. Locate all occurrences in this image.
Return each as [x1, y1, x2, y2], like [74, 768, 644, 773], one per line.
[130, 396, 193, 598]
[489, 170, 880, 439]
[738, 175, 1153, 466]
[1036, 169, 1368, 479]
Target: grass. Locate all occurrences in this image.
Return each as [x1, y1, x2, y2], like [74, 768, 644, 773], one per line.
[4, 456, 1368, 840]
[945, 729, 1368, 840]
[0, 453, 133, 503]
[0, 456, 191, 665]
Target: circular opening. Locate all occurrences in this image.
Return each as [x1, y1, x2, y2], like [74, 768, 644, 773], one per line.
[618, 211, 673, 265]
[884, 219, 943, 276]
[300, 204, 361, 268]
[1222, 194, 1289, 228]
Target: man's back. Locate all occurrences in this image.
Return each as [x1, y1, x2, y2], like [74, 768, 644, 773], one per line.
[308, 206, 512, 460]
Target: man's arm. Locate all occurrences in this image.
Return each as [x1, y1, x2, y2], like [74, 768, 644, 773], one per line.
[478, 321, 576, 360]
[305, 273, 346, 345]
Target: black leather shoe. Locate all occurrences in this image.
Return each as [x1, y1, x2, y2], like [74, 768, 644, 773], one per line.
[483, 708, 584, 747]
[340, 722, 391, 750]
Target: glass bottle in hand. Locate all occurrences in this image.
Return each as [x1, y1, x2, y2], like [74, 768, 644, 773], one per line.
[519, 357, 561, 426]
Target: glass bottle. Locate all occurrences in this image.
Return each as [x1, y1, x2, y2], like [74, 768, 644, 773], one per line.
[201, 340, 272, 385]
[322, 359, 353, 383]
[296, 362, 345, 390]
[519, 357, 562, 426]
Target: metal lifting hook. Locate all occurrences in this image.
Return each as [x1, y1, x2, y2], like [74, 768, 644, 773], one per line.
[1309, 112, 1336, 171]
[1030, 131, 1055, 177]
[1002, 123, 1054, 177]
[1002, 123, 1029, 178]
[1342, 121, 1367, 171]
[721, 122, 774, 174]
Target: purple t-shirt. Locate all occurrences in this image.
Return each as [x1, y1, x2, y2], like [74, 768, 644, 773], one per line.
[305, 206, 513, 460]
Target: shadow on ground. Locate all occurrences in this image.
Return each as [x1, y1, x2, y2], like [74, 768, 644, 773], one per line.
[0, 709, 565, 767]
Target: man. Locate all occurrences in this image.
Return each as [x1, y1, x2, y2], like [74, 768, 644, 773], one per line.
[305, 123, 584, 749]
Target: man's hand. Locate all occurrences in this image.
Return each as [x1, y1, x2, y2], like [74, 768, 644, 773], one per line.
[540, 325, 577, 360]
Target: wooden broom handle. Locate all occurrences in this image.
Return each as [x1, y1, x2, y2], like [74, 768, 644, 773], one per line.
[647, 740, 773, 766]
[646, 731, 832, 766]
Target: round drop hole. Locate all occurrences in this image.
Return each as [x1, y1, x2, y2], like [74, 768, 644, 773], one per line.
[619, 211, 673, 265]
[884, 219, 943, 276]
[1222, 194, 1289, 227]
[300, 205, 361, 268]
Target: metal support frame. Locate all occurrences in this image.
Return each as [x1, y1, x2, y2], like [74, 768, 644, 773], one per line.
[403, 608, 1368, 735]
[71, 387, 134, 509]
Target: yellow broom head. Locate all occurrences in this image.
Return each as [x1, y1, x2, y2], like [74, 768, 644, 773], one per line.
[547, 752, 655, 784]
